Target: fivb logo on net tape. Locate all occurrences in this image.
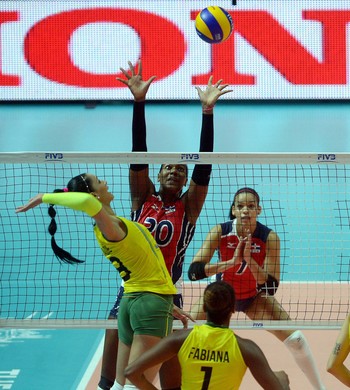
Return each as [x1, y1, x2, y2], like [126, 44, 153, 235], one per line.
[180, 154, 200, 162]
[45, 153, 64, 161]
[317, 154, 337, 162]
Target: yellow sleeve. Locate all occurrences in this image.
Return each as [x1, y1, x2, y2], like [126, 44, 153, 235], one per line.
[42, 192, 102, 217]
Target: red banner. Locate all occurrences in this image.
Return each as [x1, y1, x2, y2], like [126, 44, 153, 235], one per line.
[0, 1, 349, 99]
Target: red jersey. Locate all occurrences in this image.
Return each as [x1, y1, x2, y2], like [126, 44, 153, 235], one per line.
[219, 220, 271, 300]
[132, 194, 195, 285]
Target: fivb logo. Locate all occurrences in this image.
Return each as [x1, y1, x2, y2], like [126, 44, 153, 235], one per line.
[180, 153, 200, 161]
[317, 154, 336, 162]
[45, 153, 64, 160]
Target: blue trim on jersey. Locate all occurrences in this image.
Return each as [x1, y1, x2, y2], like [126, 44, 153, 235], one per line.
[221, 220, 271, 241]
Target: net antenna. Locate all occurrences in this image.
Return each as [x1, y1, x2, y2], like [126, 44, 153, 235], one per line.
[1, 151, 349, 330]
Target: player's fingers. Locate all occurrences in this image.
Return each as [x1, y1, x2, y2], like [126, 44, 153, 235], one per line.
[181, 316, 188, 329]
[219, 89, 233, 96]
[219, 83, 230, 90]
[115, 77, 128, 86]
[185, 312, 196, 323]
[145, 75, 157, 85]
[137, 59, 142, 76]
[119, 67, 130, 79]
[127, 60, 136, 76]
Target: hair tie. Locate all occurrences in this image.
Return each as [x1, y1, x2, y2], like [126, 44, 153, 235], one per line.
[63, 187, 69, 192]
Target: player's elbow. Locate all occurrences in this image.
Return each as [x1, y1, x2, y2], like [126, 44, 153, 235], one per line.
[326, 360, 343, 377]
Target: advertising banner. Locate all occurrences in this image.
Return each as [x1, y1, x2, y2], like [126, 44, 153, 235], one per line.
[1, 1, 349, 100]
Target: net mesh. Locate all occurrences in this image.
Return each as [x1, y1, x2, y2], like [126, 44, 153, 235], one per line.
[1, 152, 349, 329]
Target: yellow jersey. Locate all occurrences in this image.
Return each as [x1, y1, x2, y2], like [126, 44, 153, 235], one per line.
[94, 216, 176, 295]
[178, 323, 247, 390]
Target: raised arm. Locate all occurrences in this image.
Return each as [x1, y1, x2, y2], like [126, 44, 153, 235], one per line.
[15, 192, 125, 242]
[124, 329, 190, 390]
[237, 335, 290, 389]
[327, 314, 350, 386]
[116, 60, 156, 211]
[188, 224, 246, 281]
[183, 77, 232, 225]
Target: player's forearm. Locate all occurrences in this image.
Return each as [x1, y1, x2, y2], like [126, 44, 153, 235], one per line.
[132, 101, 147, 151]
[42, 192, 102, 217]
[188, 259, 236, 281]
[205, 260, 236, 276]
[247, 258, 268, 285]
[131, 101, 148, 171]
[191, 114, 213, 185]
[199, 113, 213, 152]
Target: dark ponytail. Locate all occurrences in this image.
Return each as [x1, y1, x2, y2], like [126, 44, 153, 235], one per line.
[46, 173, 92, 265]
[47, 203, 84, 264]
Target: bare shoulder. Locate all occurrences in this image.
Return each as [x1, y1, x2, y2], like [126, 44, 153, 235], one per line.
[267, 229, 279, 240]
[211, 223, 222, 234]
[235, 334, 264, 363]
[267, 230, 280, 247]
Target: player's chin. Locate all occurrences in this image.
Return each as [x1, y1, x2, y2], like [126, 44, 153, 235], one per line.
[165, 183, 182, 192]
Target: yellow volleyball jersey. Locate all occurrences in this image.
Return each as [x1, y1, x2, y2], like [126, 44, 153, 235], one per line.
[94, 216, 176, 295]
[178, 323, 247, 390]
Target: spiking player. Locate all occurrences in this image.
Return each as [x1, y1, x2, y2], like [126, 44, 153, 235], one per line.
[15, 173, 189, 390]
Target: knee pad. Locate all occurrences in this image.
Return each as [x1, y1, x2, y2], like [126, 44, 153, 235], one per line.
[284, 330, 307, 353]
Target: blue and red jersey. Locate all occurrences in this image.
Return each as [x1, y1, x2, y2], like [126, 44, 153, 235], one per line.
[219, 220, 271, 299]
[132, 193, 195, 285]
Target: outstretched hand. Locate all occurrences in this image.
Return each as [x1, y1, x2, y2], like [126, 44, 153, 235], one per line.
[15, 194, 43, 213]
[116, 59, 156, 102]
[173, 305, 195, 329]
[195, 76, 233, 109]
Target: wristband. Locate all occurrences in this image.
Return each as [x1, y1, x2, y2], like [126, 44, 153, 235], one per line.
[188, 261, 207, 280]
[202, 105, 215, 114]
[257, 274, 279, 296]
[192, 165, 211, 186]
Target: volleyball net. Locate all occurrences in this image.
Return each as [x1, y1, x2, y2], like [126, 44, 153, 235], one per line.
[1, 152, 349, 330]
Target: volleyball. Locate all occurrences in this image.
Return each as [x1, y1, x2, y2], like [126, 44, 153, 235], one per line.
[195, 6, 233, 44]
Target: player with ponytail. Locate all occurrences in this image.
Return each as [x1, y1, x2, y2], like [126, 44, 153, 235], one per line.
[16, 172, 191, 390]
